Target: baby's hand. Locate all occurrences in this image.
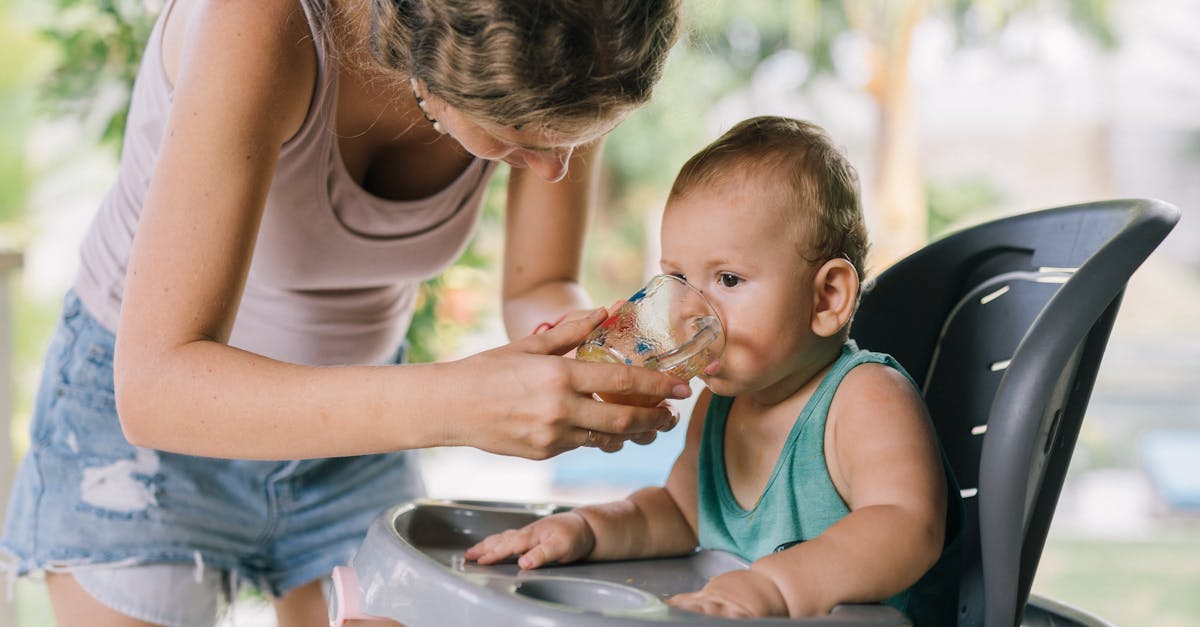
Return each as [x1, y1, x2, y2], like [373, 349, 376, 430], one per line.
[667, 569, 789, 618]
[463, 512, 595, 570]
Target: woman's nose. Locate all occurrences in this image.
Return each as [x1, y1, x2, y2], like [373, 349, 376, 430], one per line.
[524, 146, 573, 183]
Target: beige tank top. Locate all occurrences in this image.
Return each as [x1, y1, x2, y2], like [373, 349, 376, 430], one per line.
[73, 0, 499, 366]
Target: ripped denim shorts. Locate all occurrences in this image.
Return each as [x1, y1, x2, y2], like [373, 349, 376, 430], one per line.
[0, 290, 425, 624]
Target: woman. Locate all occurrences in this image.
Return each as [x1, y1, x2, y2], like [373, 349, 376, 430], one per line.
[0, 0, 683, 625]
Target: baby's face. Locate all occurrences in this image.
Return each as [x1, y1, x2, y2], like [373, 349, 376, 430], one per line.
[660, 175, 822, 400]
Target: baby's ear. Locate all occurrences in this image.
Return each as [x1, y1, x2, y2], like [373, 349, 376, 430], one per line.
[810, 257, 859, 338]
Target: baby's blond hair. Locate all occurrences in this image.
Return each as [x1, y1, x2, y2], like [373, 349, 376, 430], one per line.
[670, 116, 869, 282]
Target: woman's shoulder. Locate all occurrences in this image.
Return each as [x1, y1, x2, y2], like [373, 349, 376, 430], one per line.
[161, 0, 318, 139]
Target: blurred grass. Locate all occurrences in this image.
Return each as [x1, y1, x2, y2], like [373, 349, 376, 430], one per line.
[13, 577, 277, 626]
[14, 579, 50, 626]
[1032, 531, 1200, 627]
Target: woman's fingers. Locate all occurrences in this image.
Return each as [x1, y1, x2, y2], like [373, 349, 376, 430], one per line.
[455, 328, 689, 459]
[571, 395, 681, 452]
[579, 398, 675, 450]
[569, 360, 691, 409]
[627, 430, 658, 446]
[521, 307, 608, 356]
[657, 400, 681, 431]
[573, 397, 677, 438]
[515, 307, 692, 415]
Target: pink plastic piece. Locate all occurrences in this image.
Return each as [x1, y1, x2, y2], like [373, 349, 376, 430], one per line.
[329, 565, 385, 626]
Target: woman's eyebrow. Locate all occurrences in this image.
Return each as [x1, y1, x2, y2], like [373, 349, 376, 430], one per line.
[511, 135, 587, 152]
[512, 141, 555, 152]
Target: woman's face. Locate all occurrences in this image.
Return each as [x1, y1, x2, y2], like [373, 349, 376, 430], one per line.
[442, 109, 575, 182]
[417, 83, 613, 183]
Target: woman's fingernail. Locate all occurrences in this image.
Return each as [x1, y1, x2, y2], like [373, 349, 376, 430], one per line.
[590, 307, 608, 319]
[672, 384, 692, 399]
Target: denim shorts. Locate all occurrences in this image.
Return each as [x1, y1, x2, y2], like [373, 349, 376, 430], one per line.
[0, 290, 425, 625]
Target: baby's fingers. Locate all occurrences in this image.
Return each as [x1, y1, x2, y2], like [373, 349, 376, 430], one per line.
[515, 524, 591, 569]
[667, 592, 709, 615]
[516, 543, 561, 570]
[668, 593, 745, 618]
[465, 529, 536, 565]
[462, 537, 496, 562]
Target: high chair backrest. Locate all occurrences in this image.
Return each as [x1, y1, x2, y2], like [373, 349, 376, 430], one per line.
[849, 199, 1180, 627]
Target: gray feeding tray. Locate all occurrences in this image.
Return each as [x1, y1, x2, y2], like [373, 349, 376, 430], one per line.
[329, 499, 910, 626]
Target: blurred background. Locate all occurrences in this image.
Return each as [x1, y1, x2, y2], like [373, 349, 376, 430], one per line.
[1, 0, 1198, 625]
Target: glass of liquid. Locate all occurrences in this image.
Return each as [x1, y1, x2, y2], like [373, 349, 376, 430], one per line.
[576, 274, 725, 406]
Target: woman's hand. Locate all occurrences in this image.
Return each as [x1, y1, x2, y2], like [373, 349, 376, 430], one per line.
[532, 301, 673, 447]
[447, 308, 689, 460]
[464, 512, 595, 569]
[667, 569, 790, 618]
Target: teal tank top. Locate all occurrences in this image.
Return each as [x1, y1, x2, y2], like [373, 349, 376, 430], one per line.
[697, 340, 961, 626]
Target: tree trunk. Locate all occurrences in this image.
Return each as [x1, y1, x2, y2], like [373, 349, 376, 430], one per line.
[853, 0, 929, 273]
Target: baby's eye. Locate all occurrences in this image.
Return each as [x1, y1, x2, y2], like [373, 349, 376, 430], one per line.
[719, 273, 741, 288]
[669, 272, 687, 282]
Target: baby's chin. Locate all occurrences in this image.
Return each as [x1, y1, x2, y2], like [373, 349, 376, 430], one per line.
[698, 374, 741, 398]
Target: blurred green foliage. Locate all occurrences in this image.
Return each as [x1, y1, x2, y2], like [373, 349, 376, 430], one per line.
[0, 2, 50, 222]
[39, 0, 157, 149]
[1, 2, 51, 455]
[926, 176, 1005, 239]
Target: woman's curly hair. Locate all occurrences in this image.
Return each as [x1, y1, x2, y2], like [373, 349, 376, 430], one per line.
[366, 0, 681, 137]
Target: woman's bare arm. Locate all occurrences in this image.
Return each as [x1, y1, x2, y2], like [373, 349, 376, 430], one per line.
[499, 141, 603, 338]
[115, 0, 688, 461]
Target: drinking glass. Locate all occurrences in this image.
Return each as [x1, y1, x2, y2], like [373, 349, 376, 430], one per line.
[576, 274, 725, 405]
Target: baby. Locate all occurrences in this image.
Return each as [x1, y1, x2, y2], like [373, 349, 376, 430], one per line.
[465, 116, 960, 623]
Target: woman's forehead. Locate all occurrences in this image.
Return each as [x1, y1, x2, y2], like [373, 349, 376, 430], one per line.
[477, 113, 620, 150]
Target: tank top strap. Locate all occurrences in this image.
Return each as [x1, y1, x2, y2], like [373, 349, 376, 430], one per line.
[281, 0, 335, 155]
[813, 340, 913, 413]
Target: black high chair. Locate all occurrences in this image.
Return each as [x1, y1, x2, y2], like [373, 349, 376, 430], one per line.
[849, 198, 1181, 626]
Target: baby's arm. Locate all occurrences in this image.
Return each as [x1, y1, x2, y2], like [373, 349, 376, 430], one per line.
[671, 364, 946, 618]
[757, 363, 946, 615]
[465, 391, 712, 568]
